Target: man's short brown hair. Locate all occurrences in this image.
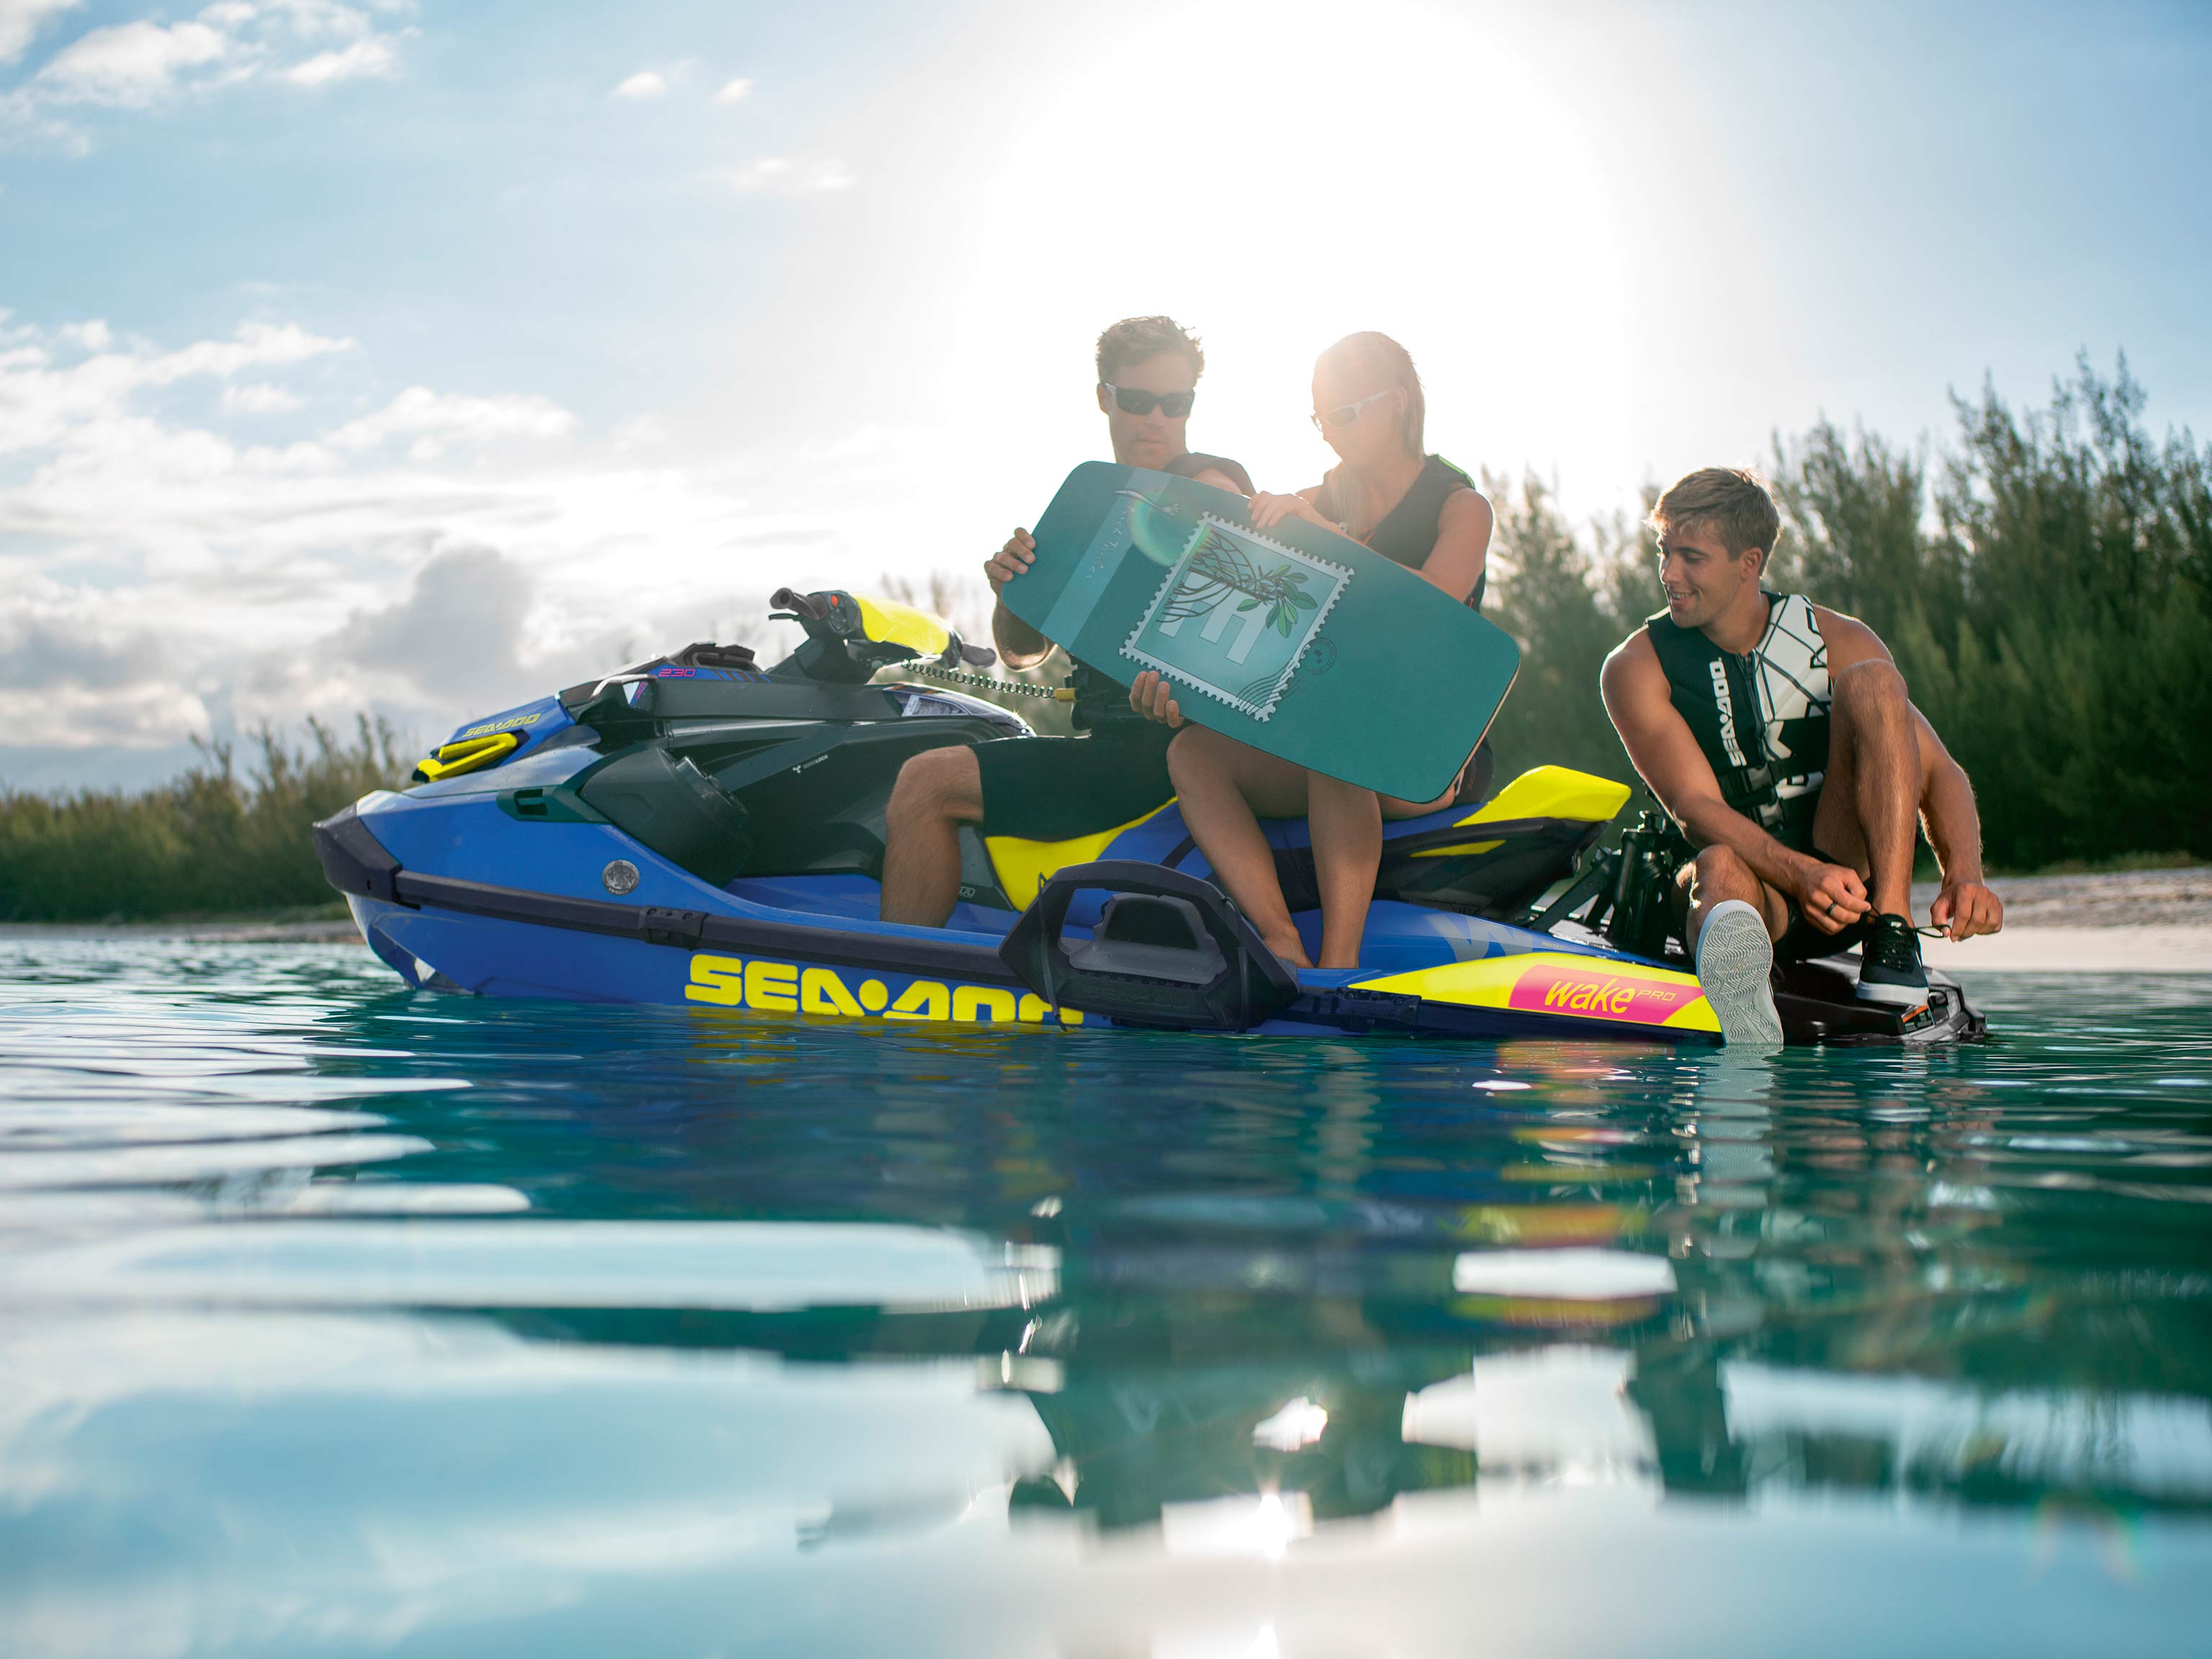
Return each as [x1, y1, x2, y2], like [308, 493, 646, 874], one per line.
[1096, 315, 1204, 384]
[1650, 467, 1781, 559]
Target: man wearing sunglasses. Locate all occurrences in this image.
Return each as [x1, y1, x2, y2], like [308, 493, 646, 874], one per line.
[879, 315, 1253, 927]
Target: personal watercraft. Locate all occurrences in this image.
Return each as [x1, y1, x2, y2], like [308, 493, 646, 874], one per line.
[313, 588, 1982, 1046]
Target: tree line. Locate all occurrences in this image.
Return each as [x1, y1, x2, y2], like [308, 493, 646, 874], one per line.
[1, 354, 2203, 920]
[1482, 355, 2211, 872]
[0, 720, 405, 922]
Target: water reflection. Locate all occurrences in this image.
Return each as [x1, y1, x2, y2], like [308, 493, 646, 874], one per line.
[2, 940, 2211, 1655]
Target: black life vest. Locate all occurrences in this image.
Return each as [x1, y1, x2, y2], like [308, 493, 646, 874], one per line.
[1645, 591, 1832, 850]
[1316, 454, 1485, 610]
[1164, 450, 1256, 496]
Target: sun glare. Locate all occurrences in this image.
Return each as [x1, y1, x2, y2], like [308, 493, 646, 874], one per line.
[960, 0, 1634, 508]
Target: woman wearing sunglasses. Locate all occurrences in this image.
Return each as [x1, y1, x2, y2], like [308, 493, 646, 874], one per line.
[1130, 331, 1493, 970]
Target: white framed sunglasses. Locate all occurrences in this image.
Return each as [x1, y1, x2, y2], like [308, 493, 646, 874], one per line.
[1311, 387, 1396, 432]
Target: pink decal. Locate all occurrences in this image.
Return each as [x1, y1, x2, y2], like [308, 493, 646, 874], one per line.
[1507, 960, 1696, 1025]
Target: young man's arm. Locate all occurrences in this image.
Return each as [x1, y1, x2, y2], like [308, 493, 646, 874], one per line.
[1600, 634, 1872, 934]
[1912, 708, 2005, 939]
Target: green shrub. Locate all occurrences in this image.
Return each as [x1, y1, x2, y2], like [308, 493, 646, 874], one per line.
[0, 717, 408, 921]
[1479, 355, 2211, 871]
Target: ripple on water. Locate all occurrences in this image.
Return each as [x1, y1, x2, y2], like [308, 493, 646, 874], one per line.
[1, 938, 2211, 1656]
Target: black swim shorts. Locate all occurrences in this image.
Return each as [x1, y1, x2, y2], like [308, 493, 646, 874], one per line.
[1774, 845, 1876, 961]
[973, 720, 1176, 842]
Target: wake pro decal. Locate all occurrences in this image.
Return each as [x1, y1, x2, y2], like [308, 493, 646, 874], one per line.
[683, 954, 1083, 1025]
[1123, 515, 1349, 721]
[1507, 960, 1696, 1024]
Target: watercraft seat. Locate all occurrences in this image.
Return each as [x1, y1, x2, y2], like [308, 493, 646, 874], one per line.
[977, 765, 1630, 923]
[576, 719, 1023, 886]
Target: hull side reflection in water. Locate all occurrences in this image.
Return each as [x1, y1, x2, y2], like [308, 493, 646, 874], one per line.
[0, 942, 2208, 1655]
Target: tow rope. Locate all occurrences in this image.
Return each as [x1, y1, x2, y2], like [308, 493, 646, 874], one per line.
[912, 665, 1077, 702]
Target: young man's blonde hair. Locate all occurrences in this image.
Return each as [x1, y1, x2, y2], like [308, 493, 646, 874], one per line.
[1649, 467, 1782, 561]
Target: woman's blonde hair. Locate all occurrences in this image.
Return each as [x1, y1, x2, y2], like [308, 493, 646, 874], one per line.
[1319, 331, 1425, 457]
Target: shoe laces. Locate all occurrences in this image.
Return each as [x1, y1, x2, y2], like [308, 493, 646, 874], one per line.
[1864, 914, 1928, 970]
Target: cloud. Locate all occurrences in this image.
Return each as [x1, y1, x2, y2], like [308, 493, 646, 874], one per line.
[282, 33, 398, 88]
[328, 542, 531, 702]
[3, 1, 412, 135]
[222, 382, 303, 414]
[611, 69, 666, 100]
[0, 0, 78, 66]
[0, 318, 353, 454]
[326, 386, 577, 459]
[0, 311, 804, 773]
[35, 18, 232, 107]
[713, 76, 751, 104]
[716, 155, 855, 195]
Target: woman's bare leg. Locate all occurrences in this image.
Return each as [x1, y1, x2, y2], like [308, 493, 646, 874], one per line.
[1167, 727, 1313, 966]
[1167, 728, 1394, 970]
[1307, 772, 1382, 968]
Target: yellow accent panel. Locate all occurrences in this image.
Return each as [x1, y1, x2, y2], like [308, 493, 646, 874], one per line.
[985, 804, 1174, 908]
[1408, 837, 1504, 860]
[1354, 955, 1524, 1010]
[1457, 765, 1630, 828]
[1354, 951, 1719, 1033]
[413, 732, 521, 783]
[852, 593, 952, 660]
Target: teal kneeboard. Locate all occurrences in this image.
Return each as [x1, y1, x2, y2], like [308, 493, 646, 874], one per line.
[1007, 462, 1520, 801]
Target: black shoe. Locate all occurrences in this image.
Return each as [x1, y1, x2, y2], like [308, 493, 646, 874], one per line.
[1856, 914, 1929, 1006]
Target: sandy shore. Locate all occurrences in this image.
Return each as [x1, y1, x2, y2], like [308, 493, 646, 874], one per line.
[4, 868, 2208, 970]
[1912, 867, 2212, 972]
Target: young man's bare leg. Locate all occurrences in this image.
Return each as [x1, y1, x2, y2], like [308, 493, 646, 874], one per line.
[1166, 727, 1315, 969]
[1817, 659, 1930, 1002]
[1677, 845, 1787, 1046]
[880, 745, 983, 927]
[1820, 659, 1921, 918]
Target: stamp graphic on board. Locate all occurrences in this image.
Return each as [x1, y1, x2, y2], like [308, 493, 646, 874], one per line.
[1121, 516, 1351, 721]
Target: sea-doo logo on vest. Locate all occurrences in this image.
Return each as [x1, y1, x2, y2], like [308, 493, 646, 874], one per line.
[1123, 514, 1349, 722]
[1709, 660, 1747, 768]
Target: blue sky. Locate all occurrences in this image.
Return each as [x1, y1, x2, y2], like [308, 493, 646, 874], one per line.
[3, 0, 2208, 788]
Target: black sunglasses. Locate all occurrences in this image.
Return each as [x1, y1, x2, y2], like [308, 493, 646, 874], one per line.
[1101, 382, 1195, 418]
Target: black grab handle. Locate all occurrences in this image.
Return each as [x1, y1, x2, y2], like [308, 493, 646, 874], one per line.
[997, 860, 1300, 1031]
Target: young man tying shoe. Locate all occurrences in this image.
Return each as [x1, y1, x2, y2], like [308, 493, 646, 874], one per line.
[878, 316, 1252, 927]
[1599, 467, 2003, 1043]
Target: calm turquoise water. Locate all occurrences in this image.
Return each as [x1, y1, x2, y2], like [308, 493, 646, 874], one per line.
[3, 939, 2211, 1657]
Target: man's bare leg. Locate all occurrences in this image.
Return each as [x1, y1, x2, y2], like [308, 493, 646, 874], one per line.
[880, 745, 983, 927]
[1678, 845, 1789, 948]
[1815, 660, 1933, 1004]
[1817, 660, 1921, 918]
[1677, 845, 1788, 1046]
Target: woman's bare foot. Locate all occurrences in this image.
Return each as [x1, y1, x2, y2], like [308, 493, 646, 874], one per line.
[1263, 930, 1314, 971]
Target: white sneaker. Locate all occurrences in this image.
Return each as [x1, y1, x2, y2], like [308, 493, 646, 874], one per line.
[1696, 900, 1784, 1046]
